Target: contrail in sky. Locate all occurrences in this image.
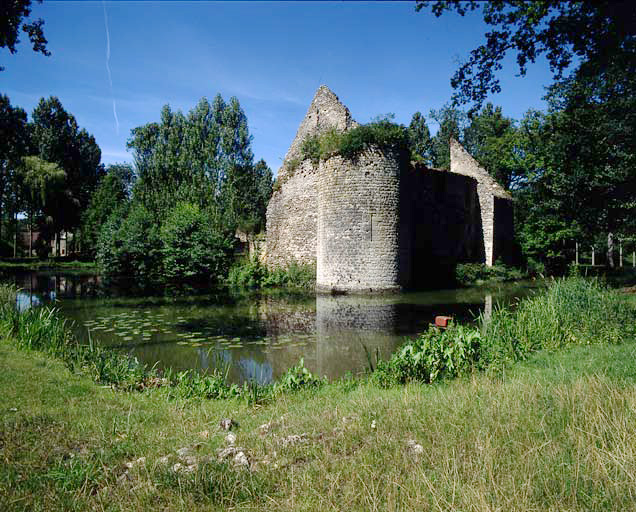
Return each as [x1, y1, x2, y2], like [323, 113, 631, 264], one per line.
[103, 1, 119, 135]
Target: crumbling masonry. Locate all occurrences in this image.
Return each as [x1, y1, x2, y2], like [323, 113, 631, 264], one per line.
[266, 86, 514, 292]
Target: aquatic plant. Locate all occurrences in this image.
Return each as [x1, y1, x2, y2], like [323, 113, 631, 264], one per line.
[374, 278, 635, 386]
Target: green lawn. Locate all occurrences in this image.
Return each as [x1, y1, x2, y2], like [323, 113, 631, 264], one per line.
[2, 333, 636, 511]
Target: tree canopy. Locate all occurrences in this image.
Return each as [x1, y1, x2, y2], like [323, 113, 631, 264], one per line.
[416, 0, 636, 110]
[0, 0, 49, 71]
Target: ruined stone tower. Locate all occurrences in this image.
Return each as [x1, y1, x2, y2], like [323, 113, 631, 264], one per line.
[266, 86, 514, 292]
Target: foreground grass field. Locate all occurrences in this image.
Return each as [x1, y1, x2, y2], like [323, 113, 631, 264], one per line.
[2, 330, 636, 510]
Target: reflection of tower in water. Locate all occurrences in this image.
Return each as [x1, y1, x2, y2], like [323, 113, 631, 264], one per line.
[314, 295, 401, 379]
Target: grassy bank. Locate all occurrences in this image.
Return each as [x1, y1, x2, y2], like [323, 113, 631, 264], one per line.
[3, 336, 636, 510]
[2, 279, 636, 510]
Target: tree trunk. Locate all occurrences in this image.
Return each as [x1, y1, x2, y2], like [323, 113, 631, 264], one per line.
[13, 209, 17, 258]
[29, 210, 32, 257]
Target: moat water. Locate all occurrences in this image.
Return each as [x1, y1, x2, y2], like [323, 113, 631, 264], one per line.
[5, 270, 544, 384]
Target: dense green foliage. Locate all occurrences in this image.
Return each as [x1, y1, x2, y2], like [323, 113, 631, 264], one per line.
[79, 164, 134, 258]
[159, 202, 234, 281]
[96, 203, 161, 281]
[375, 278, 635, 386]
[0, 94, 103, 257]
[407, 111, 433, 164]
[97, 95, 272, 282]
[301, 118, 410, 163]
[227, 258, 315, 290]
[454, 262, 526, 285]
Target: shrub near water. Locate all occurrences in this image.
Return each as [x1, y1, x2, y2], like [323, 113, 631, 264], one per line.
[227, 259, 315, 289]
[160, 202, 234, 281]
[375, 278, 635, 386]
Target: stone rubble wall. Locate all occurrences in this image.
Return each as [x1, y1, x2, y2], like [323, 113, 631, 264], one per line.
[266, 85, 357, 270]
[264, 86, 516, 292]
[449, 138, 512, 266]
[317, 149, 402, 292]
[265, 159, 318, 268]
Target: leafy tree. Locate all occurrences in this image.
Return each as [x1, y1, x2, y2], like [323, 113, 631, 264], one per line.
[0, 0, 50, 71]
[408, 112, 433, 164]
[224, 158, 273, 233]
[128, 94, 267, 232]
[0, 95, 29, 245]
[96, 203, 161, 280]
[20, 155, 65, 256]
[416, 0, 636, 110]
[80, 163, 134, 257]
[513, 59, 636, 272]
[429, 105, 466, 169]
[160, 202, 234, 281]
[31, 96, 104, 245]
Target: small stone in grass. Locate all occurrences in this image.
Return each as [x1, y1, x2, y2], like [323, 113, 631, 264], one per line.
[176, 447, 191, 458]
[406, 439, 424, 455]
[219, 418, 235, 431]
[233, 451, 249, 468]
[226, 432, 237, 445]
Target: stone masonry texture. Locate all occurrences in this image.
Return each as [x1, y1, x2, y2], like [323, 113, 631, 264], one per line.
[266, 86, 515, 292]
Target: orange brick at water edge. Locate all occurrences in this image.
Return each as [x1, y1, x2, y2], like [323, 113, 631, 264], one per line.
[434, 316, 452, 328]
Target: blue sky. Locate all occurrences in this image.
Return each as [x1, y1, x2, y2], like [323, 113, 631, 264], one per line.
[2, 1, 555, 175]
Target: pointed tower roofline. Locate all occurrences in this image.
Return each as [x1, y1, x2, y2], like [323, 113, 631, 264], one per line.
[282, 85, 358, 166]
[449, 138, 511, 199]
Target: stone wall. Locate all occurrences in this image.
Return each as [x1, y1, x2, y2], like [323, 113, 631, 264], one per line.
[317, 149, 403, 292]
[265, 86, 516, 292]
[265, 160, 318, 268]
[266, 85, 357, 269]
[403, 166, 484, 287]
[449, 138, 512, 266]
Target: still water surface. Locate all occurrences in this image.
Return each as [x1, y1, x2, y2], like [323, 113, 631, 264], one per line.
[7, 271, 544, 384]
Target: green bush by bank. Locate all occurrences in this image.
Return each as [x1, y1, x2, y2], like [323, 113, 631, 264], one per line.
[96, 201, 235, 283]
[160, 202, 234, 280]
[454, 262, 526, 286]
[227, 259, 315, 290]
[374, 278, 635, 386]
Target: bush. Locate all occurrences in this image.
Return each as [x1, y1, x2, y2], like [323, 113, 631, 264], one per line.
[273, 358, 324, 394]
[455, 262, 525, 286]
[227, 258, 268, 288]
[227, 259, 315, 290]
[160, 202, 234, 282]
[96, 203, 162, 280]
[300, 120, 410, 162]
[374, 278, 635, 386]
[374, 324, 481, 386]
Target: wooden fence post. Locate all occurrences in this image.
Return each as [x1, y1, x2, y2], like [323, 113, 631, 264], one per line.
[592, 246, 595, 266]
[575, 242, 579, 265]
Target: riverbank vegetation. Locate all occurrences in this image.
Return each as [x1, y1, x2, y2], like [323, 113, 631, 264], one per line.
[374, 278, 634, 386]
[0, 259, 97, 271]
[227, 259, 315, 290]
[2, 277, 636, 510]
[454, 262, 527, 286]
